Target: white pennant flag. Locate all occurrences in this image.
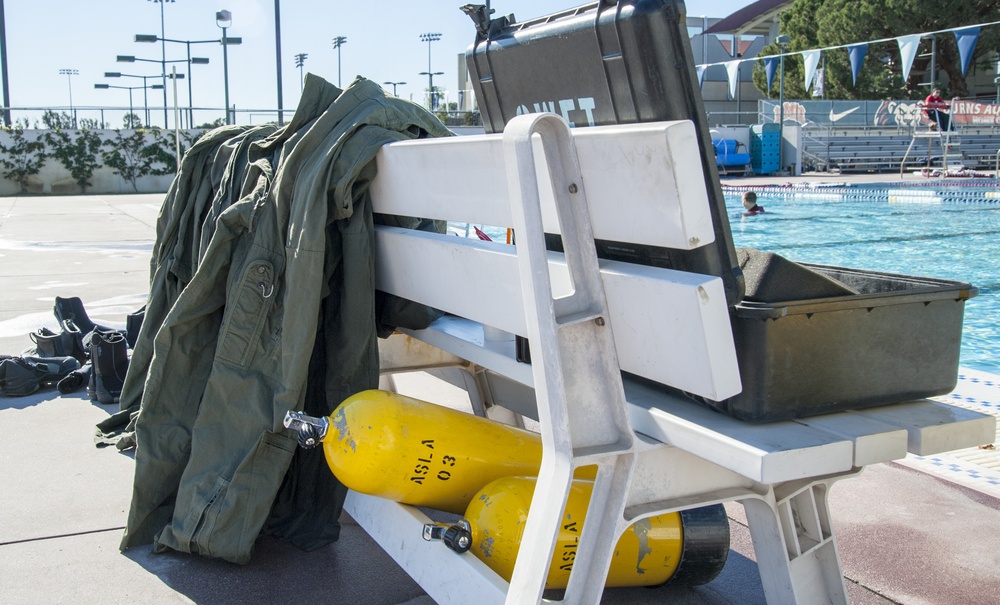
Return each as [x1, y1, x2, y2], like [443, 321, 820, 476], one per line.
[897, 34, 922, 82]
[802, 50, 821, 93]
[725, 60, 742, 99]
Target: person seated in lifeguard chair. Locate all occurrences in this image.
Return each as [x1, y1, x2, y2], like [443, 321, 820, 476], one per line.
[923, 88, 952, 131]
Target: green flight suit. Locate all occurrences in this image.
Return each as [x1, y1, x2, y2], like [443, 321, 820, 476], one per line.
[120, 74, 451, 564]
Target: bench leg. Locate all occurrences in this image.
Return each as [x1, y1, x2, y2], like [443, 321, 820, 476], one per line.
[741, 481, 848, 605]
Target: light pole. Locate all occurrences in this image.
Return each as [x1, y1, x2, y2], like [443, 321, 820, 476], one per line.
[106, 72, 158, 126]
[95, 83, 163, 128]
[420, 33, 441, 110]
[147, 0, 174, 128]
[117, 54, 189, 127]
[420, 71, 443, 110]
[383, 81, 406, 96]
[59, 68, 78, 128]
[0, 0, 11, 126]
[295, 53, 308, 90]
[136, 34, 228, 128]
[105, 71, 181, 126]
[274, 0, 284, 125]
[217, 10, 234, 125]
[776, 34, 790, 174]
[332, 36, 346, 87]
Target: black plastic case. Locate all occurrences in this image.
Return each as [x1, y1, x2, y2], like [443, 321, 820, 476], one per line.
[466, 0, 745, 304]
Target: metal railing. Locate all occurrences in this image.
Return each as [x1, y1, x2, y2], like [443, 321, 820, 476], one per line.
[0, 105, 483, 129]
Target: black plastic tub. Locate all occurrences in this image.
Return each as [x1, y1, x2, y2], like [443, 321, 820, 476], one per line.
[713, 264, 978, 422]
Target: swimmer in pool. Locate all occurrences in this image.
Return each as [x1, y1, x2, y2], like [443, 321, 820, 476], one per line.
[742, 191, 764, 216]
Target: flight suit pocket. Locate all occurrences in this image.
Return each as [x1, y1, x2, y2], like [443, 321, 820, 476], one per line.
[216, 260, 276, 368]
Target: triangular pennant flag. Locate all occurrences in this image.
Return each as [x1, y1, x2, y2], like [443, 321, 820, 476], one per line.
[802, 50, 821, 92]
[954, 27, 980, 76]
[764, 57, 779, 92]
[847, 44, 868, 86]
[725, 59, 742, 99]
[696, 65, 707, 88]
[897, 34, 922, 83]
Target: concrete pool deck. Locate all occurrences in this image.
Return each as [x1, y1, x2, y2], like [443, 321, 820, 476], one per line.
[1, 190, 998, 604]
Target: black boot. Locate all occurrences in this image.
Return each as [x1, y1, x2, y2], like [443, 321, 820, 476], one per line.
[24, 320, 87, 362]
[58, 362, 92, 395]
[91, 330, 129, 405]
[54, 296, 98, 335]
[125, 305, 145, 350]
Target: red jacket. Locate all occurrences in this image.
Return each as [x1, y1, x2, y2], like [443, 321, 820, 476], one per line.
[924, 93, 949, 111]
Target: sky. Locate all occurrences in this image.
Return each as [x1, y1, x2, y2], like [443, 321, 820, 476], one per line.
[1, 0, 751, 127]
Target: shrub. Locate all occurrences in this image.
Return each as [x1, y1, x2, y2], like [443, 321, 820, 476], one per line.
[102, 130, 154, 192]
[0, 119, 46, 193]
[44, 127, 103, 192]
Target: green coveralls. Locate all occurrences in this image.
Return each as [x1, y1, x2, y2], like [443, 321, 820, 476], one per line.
[120, 74, 451, 564]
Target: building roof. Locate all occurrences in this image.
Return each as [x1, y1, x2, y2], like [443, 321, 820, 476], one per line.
[703, 0, 793, 37]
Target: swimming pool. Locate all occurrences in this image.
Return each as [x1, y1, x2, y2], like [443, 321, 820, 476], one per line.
[725, 180, 1000, 374]
[459, 179, 999, 375]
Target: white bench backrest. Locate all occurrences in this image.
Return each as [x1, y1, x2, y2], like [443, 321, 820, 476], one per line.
[370, 119, 742, 402]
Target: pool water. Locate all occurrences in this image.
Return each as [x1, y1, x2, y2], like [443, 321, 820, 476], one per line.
[725, 181, 1000, 374]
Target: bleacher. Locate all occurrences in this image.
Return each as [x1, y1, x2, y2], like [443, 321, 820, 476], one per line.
[800, 126, 1000, 174]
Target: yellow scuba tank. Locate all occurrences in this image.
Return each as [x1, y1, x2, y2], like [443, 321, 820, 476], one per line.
[284, 390, 562, 514]
[424, 476, 731, 589]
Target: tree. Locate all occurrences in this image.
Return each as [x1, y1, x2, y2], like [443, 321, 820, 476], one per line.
[0, 119, 46, 193]
[751, 0, 1000, 100]
[123, 113, 143, 129]
[102, 130, 154, 192]
[43, 127, 102, 192]
[196, 118, 226, 129]
[40, 110, 75, 130]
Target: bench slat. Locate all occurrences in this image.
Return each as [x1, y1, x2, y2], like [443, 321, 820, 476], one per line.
[375, 226, 741, 401]
[793, 413, 909, 467]
[856, 401, 997, 456]
[370, 120, 715, 251]
[345, 491, 507, 605]
[623, 378, 855, 485]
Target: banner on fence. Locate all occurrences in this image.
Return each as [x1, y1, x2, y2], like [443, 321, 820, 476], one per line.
[760, 99, 1000, 128]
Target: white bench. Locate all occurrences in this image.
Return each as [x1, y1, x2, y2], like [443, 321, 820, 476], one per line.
[346, 113, 995, 605]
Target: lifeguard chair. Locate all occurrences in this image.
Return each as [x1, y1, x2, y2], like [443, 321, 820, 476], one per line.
[901, 100, 962, 176]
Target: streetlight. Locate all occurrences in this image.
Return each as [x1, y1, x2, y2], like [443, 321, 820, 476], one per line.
[59, 68, 79, 128]
[136, 33, 230, 128]
[0, 0, 11, 127]
[420, 33, 441, 110]
[95, 82, 163, 128]
[776, 34, 790, 174]
[332, 36, 346, 87]
[274, 0, 284, 125]
[216, 10, 235, 125]
[383, 81, 406, 96]
[147, 0, 174, 128]
[295, 53, 308, 90]
[117, 54, 192, 127]
[419, 71, 444, 110]
[106, 72, 158, 126]
[105, 71, 182, 126]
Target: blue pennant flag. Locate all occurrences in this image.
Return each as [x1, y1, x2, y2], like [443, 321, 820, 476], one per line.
[954, 27, 980, 76]
[764, 57, 779, 92]
[847, 44, 868, 86]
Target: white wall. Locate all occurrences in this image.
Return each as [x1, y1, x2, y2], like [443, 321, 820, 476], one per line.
[0, 129, 203, 196]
